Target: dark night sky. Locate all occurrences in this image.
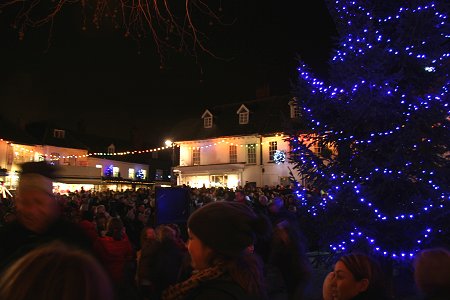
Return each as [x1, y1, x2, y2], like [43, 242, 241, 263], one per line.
[0, 1, 337, 146]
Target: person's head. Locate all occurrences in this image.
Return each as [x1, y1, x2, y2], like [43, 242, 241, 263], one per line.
[15, 161, 59, 233]
[96, 204, 106, 214]
[234, 190, 246, 203]
[155, 224, 176, 242]
[106, 217, 125, 241]
[268, 196, 284, 214]
[258, 194, 269, 206]
[187, 201, 271, 270]
[413, 247, 450, 298]
[81, 210, 94, 222]
[140, 226, 156, 245]
[330, 253, 387, 300]
[139, 226, 156, 250]
[0, 241, 114, 300]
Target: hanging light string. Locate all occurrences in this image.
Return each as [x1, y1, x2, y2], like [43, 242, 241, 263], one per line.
[5, 142, 180, 160]
[4, 134, 288, 160]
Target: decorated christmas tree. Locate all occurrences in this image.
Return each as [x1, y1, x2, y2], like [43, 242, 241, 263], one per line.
[289, 0, 449, 262]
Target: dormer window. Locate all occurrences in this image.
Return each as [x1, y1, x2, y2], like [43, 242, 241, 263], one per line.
[236, 104, 249, 125]
[53, 129, 65, 139]
[201, 109, 213, 128]
[107, 144, 115, 154]
[288, 97, 301, 119]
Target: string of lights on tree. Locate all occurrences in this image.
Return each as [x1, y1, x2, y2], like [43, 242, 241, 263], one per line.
[289, 0, 449, 261]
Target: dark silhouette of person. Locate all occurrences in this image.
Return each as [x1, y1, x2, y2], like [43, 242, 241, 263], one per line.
[0, 161, 93, 273]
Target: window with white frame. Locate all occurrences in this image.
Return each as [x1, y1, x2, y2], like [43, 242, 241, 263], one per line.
[53, 129, 65, 139]
[128, 168, 135, 179]
[291, 104, 301, 119]
[193, 148, 200, 165]
[239, 112, 249, 124]
[247, 144, 256, 164]
[204, 116, 212, 128]
[237, 105, 249, 125]
[229, 145, 237, 163]
[269, 141, 278, 161]
[113, 167, 120, 177]
[107, 144, 115, 154]
[202, 110, 213, 128]
[289, 97, 301, 119]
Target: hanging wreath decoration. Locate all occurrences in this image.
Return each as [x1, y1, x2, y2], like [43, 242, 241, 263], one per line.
[274, 150, 286, 164]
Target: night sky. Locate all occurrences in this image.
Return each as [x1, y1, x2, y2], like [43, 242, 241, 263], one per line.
[1, 1, 337, 146]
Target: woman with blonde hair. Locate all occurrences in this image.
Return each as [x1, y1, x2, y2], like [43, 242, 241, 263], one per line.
[162, 201, 272, 300]
[0, 241, 114, 300]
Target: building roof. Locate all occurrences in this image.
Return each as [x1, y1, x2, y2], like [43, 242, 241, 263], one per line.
[25, 121, 90, 150]
[0, 116, 39, 145]
[171, 95, 299, 142]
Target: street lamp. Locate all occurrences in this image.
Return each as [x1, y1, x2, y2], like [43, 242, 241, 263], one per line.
[165, 140, 173, 147]
[165, 139, 176, 185]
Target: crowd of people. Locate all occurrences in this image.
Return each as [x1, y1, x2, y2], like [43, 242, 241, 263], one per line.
[0, 161, 448, 300]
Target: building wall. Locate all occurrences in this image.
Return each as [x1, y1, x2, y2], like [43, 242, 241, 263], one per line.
[41, 145, 89, 167]
[175, 134, 298, 188]
[88, 157, 150, 180]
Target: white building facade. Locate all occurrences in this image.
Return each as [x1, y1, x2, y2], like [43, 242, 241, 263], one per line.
[174, 134, 297, 189]
[172, 96, 306, 189]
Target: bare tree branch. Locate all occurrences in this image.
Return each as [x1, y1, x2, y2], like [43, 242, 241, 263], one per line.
[1, 0, 234, 66]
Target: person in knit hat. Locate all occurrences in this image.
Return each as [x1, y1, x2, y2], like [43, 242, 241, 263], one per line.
[0, 161, 93, 273]
[15, 161, 59, 233]
[162, 201, 272, 300]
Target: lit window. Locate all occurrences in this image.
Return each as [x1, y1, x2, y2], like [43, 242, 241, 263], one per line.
[229, 145, 237, 163]
[193, 148, 200, 166]
[269, 141, 277, 161]
[247, 144, 256, 164]
[113, 167, 120, 177]
[128, 168, 135, 179]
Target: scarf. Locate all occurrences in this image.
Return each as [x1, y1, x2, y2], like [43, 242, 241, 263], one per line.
[162, 264, 225, 300]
